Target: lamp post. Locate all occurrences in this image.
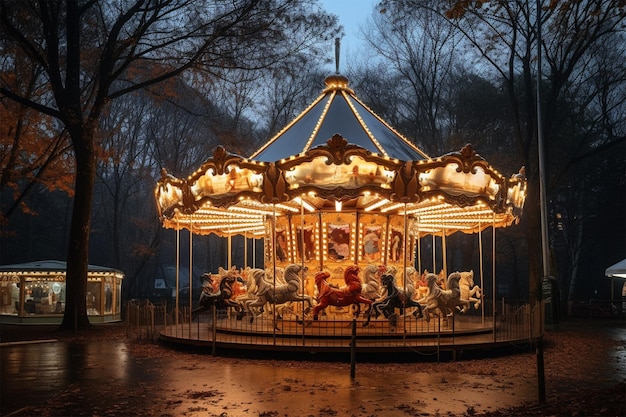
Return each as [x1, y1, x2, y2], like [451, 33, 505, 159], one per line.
[536, 0, 548, 404]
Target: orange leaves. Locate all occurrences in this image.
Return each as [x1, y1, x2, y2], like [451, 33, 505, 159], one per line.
[0, 97, 75, 217]
[446, 0, 490, 19]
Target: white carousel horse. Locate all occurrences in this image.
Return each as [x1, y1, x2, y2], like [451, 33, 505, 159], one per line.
[458, 270, 482, 312]
[398, 266, 418, 296]
[245, 264, 313, 324]
[359, 264, 385, 318]
[420, 272, 465, 322]
[235, 267, 257, 306]
[259, 266, 289, 317]
[361, 264, 384, 301]
[265, 266, 286, 285]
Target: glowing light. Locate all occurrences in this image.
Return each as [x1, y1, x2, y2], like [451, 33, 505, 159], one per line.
[224, 225, 266, 234]
[275, 203, 300, 213]
[380, 203, 405, 213]
[364, 198, 389, 212]
[294, 196, 316, 212]
[229, 206, 275, 216]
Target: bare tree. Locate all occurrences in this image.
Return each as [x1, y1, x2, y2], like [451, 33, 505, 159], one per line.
[93, 89, 161, 297]
[380, 0, 626, 304]
[258, 67, 327, 141]
[0, 0, 339, 330]
[363, 4, 463, 155]
[93, 75, 239, 297]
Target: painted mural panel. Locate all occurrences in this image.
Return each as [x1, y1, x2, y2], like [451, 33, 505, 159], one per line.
[284, 156, 394, 190]
[419, 164, 499, 198]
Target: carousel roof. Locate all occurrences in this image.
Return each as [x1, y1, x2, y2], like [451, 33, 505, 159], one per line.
[0, 260, 124, 276]
[250, 74, 429, 162]
[154, 75, 527, 238]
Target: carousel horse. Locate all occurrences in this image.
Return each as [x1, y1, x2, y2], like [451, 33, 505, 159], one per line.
[267, 266, 306, 319]
[376, 265, 398, 299]
[363, 273, 423, 328]
[458, 270, 482, 312]
[311, 265, 373, 320]
[191, 271, 245, 320]
[235, 267, 258, 306]
[415, 270, 429, 299]
[245, 264, 313, 323]
[236, 267, 281, 315]
[256, 267, 289, 317]
[400, 266, 419, 295]
[436, 269, 447, 289]
[266, 266, 286, 285]
[360, 264, 385, 315]
[241, 268, 268, 317]
[420, 272, 464, 322]
[218, 266, 247, 302]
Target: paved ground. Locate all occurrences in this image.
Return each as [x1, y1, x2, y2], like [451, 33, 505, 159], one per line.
[1, 318, 624, 416]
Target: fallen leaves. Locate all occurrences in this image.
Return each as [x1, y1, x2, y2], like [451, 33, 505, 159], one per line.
[1, 319, 624, 417]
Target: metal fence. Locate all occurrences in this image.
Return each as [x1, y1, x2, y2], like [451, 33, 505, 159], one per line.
[126, 298, 543, 351]
[125, 299, 172, 341]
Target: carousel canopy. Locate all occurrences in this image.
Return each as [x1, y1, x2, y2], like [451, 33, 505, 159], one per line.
[155, 75, 526, 238]
[251, 75, 429, 162]
[606, 258, 626, 279]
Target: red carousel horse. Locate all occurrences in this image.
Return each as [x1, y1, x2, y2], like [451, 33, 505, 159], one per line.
[311, 265, 373, 320]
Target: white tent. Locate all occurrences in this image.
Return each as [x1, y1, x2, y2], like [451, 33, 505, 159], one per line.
[606, 258, 626, 311]
[605, 258, 626, 278]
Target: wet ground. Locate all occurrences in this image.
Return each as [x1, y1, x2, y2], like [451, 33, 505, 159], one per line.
[1, 318, 625, 416]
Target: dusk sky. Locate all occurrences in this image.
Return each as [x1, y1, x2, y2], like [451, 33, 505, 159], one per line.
[319, 0, 378, 72]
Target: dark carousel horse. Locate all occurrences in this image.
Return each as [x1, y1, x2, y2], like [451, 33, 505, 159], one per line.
[311, 265, 373, 320]
[192, 271, 245, 321]
[363, 273, 423, 328]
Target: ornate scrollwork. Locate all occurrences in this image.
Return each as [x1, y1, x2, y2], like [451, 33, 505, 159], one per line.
[391, 161, 420, 203]
[211, 146, 229, 175]
[155, 139, 527, 236]
[326, 134, 349, 164]
[261, 162, 288, 204]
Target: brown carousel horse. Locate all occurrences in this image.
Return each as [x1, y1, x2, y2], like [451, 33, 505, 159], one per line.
[311, 265, 373, 320]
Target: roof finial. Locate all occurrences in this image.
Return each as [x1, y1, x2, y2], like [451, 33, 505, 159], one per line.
[335, 37, 340, 74]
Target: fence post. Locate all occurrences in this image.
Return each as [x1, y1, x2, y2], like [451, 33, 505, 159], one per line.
[212, 304, 217, 355]
[350, 318, 356, 379]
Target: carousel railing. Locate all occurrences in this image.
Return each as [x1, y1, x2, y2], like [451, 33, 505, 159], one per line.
[157, 299, 540, 348]
[129, 298, 543, 351]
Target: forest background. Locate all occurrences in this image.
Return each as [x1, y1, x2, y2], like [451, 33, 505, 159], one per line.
[1, 0, 624, 328]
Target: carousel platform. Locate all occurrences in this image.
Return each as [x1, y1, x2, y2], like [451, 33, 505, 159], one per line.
[159, 311, 536, 357]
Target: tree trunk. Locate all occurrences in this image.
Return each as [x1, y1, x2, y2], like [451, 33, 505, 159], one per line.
[525, 173, 544, 306]
[567, 192, 585, 311]
[60, 130, 97, 331]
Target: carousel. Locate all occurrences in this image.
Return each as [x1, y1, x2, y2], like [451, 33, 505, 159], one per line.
[155, 72, 531, 355]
